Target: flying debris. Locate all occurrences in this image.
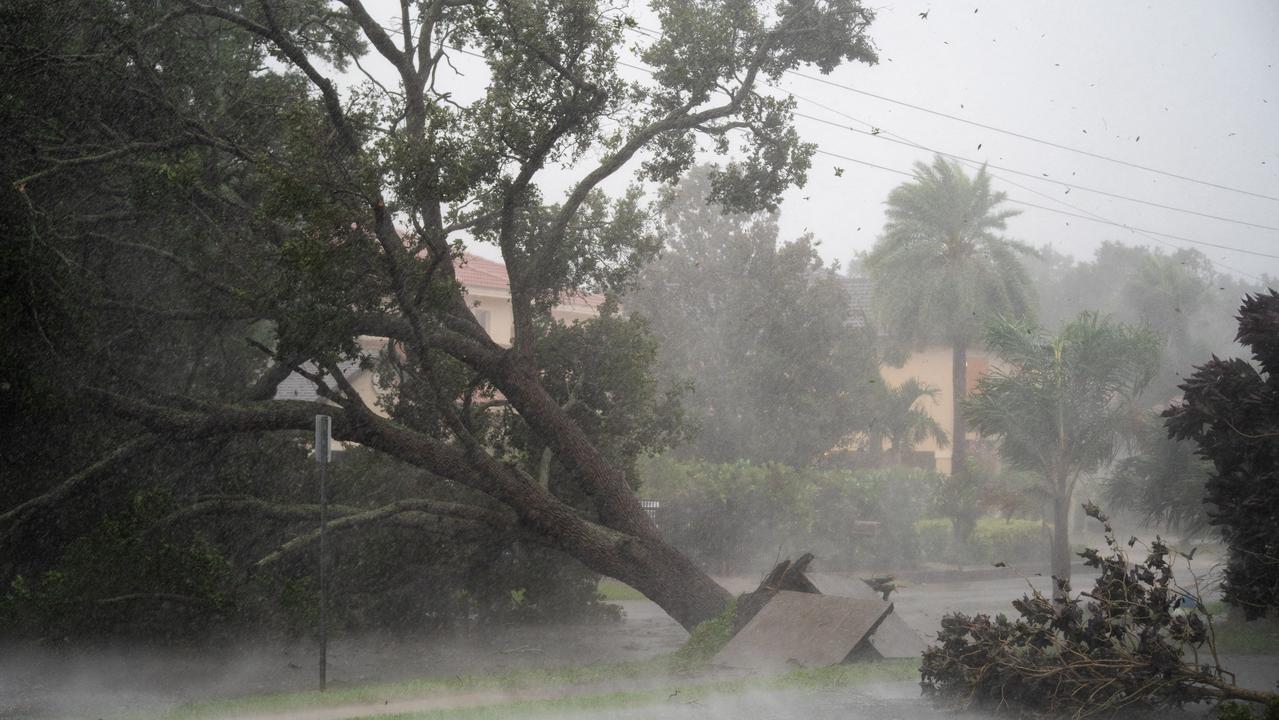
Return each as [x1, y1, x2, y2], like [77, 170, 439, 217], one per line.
[977, 143, 982, 150]
[992, 561, 1006, 568]
[918, 10, 929, 19]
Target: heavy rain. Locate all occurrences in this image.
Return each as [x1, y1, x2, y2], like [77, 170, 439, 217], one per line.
[2, 1, 1277, 719]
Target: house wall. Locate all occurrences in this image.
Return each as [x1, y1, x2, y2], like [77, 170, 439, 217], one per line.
[878, 345, 997, 475]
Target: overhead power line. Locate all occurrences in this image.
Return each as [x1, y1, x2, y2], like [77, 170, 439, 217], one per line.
[440, 36, 1274, 272]
[787, 70, 1279, 204]
[787, 96, 1276, 273]
[624, 23, 1279, 204]
[809, 147, 1279, 266]
[790, 108, 1279, 234]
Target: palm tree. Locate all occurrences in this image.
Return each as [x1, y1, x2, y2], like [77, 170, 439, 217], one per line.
[965, 313, 1161, 591]
[865, 155, 1035, 473]
[867, 379, 949, 466]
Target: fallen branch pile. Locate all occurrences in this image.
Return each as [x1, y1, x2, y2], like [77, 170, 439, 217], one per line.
[921, 503, 1278, 718]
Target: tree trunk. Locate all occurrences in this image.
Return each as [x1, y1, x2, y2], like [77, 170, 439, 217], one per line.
[594, 535, 733, 632]
[1051, 489, 1072, 599]
[951, 341, 968, 474]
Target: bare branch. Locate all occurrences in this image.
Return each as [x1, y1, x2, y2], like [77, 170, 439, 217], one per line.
[180, 0, 361, 154]
[14, 138, 191, 189]
[257, 498, 519, 566]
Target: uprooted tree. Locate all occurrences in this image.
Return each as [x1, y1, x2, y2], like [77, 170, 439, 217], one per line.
[921, 504, 1278, 718]
[0, 0, 880, 631]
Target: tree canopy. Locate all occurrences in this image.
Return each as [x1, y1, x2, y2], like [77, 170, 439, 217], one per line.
[1, 0, 881, 632]
[1028, 242, 1266, 403]
[628, 167, 880, 467]
[965, 313, 1161, 585]
[1165, 290, 1279, 619]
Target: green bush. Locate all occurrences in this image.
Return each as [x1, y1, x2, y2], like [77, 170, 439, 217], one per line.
[639, 457, 938, 573]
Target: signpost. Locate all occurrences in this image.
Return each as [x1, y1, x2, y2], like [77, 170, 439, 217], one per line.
[315, 415, 331, 692]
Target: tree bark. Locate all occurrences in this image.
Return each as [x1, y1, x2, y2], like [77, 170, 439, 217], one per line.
[951, 341, 968, 474]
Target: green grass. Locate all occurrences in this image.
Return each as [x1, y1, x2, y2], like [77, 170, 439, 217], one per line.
[595, 578, 646, 601]
[1208, 604, 1279, 654]
[156, 654, 919, 720]
[157, 657, 675, 719]
[343, 659, 921, 720]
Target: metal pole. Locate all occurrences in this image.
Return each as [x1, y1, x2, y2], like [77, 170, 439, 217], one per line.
[315, 415, 331, 692]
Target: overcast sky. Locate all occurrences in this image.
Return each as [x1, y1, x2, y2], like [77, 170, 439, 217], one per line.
[354, 0, 1279, 281]
[770, 1, 1279, 281]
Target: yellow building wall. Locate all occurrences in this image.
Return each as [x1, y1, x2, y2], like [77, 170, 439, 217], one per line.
[347, 287, 597, 414]
[878, 345, 996, 475]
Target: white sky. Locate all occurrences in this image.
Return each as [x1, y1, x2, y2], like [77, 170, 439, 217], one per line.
[351, 0, 1279, 280]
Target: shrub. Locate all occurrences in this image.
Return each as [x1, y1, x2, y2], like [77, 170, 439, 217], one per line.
[1165, 290, 1279, 619]
[639, 457, 937, 573]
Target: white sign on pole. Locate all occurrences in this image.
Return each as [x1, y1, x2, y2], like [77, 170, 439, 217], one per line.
[315, 415, 331, 464]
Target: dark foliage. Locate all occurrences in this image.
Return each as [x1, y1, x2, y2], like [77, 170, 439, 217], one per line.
[921, 504, 1274, 717]
[1165, 290, 1279, 619]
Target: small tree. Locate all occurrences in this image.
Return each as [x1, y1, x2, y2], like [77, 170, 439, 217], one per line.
[965, 313, 1160, 588]
[1165, 290, 1279, 619]
[1105, 411, 1213, 537]
[866, 379, 949, 467]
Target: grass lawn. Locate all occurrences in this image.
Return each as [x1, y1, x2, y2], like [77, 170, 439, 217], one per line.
[347, 661, 921, 720]
[157, 656, 920, 720]
[595, 578, 646, 601]
[1208, 604, 1279, 655]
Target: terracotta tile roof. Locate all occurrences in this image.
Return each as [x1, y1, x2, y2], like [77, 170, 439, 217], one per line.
[454, 253, 510, 291]
[454, 253, 604, 308]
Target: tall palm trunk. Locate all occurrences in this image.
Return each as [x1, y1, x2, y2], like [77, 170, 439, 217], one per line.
[1051, 487, 1072, 600]
[951, 341, 968, 474]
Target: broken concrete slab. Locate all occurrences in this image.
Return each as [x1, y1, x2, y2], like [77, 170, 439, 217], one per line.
[714, 590, 892, 672]
[866, 610, 927, 659]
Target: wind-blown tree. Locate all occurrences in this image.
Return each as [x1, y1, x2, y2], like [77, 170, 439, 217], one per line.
[2, 0, 879, 630]
[965, 313, 1160, 588]
[629, 168, 881, 467]
[865, 155, 1035, 473]
[866, 379, 948, 467]
[1166, 290, 1279, 619]
[1104, 412, 1213, 537]
[1028, 242, 1265, 402]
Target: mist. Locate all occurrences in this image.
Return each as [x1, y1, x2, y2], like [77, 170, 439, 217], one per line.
[3, 0, 1277, 719]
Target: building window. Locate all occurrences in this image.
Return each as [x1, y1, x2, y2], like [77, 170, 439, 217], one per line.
[474, 308, 491, 333]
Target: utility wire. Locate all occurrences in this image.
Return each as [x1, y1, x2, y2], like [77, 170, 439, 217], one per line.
[810, 147, 1271, 277]
[787, 98, 1278, 270]
[790, 107, 1279, 233]
[787, 70, 1279, 205]
[440, 38, 1274, 272]
[625, 23, 1279, 204]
